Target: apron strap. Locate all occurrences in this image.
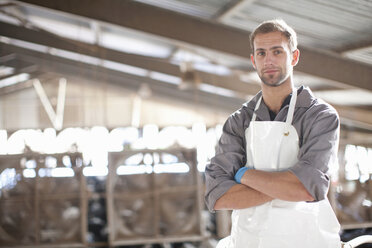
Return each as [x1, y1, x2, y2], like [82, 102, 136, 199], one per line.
[251, 95, 262, 121]
[252, 88, 297, 123]
[286, 88, 297, 124]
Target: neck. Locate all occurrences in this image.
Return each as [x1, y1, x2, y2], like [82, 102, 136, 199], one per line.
[261, 80, 294, 114]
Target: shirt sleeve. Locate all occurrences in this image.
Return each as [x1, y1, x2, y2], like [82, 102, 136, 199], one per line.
[204, 110, 247, 212]
[289, 103, 340, 201]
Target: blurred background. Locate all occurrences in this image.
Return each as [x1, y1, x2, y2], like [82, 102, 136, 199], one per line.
[0, 0, 371, 247]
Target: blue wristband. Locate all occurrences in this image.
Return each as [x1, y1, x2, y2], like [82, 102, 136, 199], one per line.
[234, 167, 252, 183]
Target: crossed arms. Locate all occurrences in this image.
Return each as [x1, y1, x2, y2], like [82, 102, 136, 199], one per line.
[214, 170, 314, 210]
[204, 101, 340, 212]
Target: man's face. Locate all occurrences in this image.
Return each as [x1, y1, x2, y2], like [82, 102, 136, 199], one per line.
[251, 31, 299, 87]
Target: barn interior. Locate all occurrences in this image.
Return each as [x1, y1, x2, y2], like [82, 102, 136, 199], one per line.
[0, 0, 372, 247]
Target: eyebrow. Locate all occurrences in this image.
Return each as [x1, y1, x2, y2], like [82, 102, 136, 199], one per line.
[255, 46, 284, 52]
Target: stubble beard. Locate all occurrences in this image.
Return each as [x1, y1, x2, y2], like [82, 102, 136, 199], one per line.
[259, 68, 291, 87]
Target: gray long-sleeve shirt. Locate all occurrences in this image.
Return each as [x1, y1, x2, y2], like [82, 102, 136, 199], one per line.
[204, 86, 340, 212]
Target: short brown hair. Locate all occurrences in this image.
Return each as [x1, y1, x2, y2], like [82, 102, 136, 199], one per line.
[250, 19, 298, 52]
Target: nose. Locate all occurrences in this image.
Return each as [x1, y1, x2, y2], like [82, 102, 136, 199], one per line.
[264, 53, 273, 66]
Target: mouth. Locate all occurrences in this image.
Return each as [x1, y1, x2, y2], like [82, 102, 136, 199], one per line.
[263, 69, 279, 74]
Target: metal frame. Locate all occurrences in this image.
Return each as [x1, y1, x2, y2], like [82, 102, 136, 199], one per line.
[331, 144, 372, 231]
[0, 148, 205, 247]
[14, 0, 372, 91]
[0, 152, 86, 248]
[107, 148, 205, 247]
[0, 43, 244, 113]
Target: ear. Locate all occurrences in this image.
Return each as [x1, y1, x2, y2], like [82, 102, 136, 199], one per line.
[291, 49, 300, 66]
[250, 54, 256, 69]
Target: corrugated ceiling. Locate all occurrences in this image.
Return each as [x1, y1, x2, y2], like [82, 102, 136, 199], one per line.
[134, 0, 231, 19]
[134, 0, 372, 64]
[0, 0, 371, 130]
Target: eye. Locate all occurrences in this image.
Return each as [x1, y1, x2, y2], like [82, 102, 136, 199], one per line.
[257, 51, 265, 56]
[273, 50, 282, 55]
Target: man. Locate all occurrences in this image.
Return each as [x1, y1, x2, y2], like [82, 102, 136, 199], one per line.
[204, 19, 341, 248]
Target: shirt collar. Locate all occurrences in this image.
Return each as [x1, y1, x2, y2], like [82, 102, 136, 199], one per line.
[246, 86, 314, 120]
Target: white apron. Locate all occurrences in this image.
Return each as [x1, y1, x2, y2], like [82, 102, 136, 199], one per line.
[217, 89, 341, 248]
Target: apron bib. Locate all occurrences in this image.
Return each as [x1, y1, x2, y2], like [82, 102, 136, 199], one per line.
[218, 89, 341, 248]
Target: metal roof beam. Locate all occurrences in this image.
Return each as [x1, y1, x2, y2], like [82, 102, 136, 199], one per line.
[0, 52, 16, 63]
[0, 42, 244, 112]
[3, 42, 372, 130]
[336, 105, 372, 130]
[0, 63, 38, 81]
[0, 71, 43, 95]
[334, 40, 372, 53]
[15, 0, 372, 91]
[0, 21, 260, 96]
[213, 0, 254, 21]
[17, 0, 252, 57]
